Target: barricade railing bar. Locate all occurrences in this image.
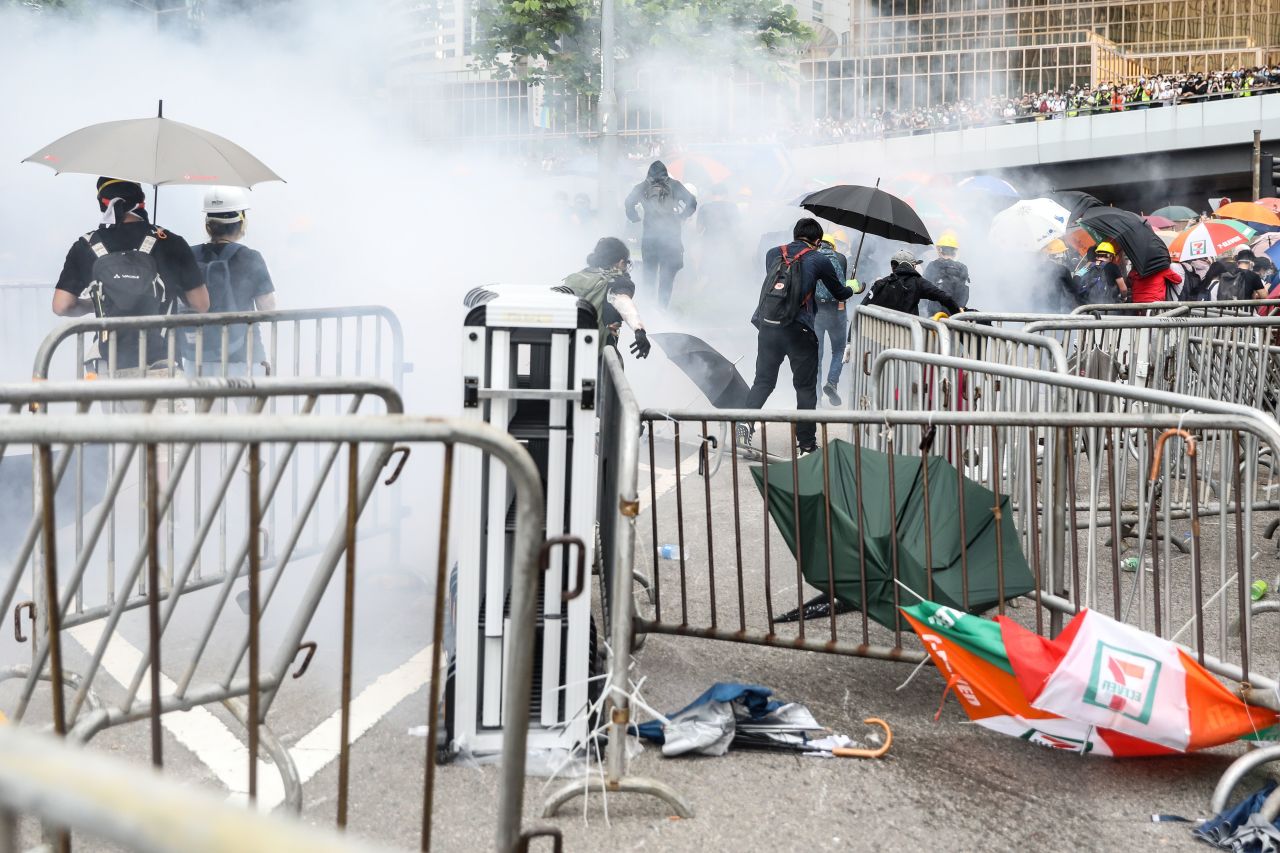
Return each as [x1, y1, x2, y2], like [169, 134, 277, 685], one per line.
[1070, 299, 1280, 318]
[0, 414, 548, 853]
[541, 348, 693, 820]
[0, 378, 404, 683]
[631, 405, 1280, 697]
[32, 305, 408, 391]
[0, 726, 403, 853]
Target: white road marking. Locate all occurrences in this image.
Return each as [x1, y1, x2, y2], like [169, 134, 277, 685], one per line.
[638, 446, 704, 515]
[66, 622, 434, 811]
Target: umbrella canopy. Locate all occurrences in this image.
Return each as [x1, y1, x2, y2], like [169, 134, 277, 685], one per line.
[1168, 221, 1251, 262]
[1253, 232, 1280, 253]
[1151, 205, 1198, 222]
[750, 440, 1033, 630]
[1077, 207, 1172, 275]
[1215, 202, 1280, 228]
[24, 114, 282, 188]
[958, 175, 1019, 199]
[1215, 219, 1259, 240]
[901, 601, 1278, 756]
[650, 333, 750, 409]
[1142, 214, 1176, 230]
[799, 185, 932, 245]
[1256, 198, 1280, 214]
[667, 153, 732, 186]
[1049, 190, 1104, 223]
[1154, 229, 1179, 247]
[988, 198, 1070, 251]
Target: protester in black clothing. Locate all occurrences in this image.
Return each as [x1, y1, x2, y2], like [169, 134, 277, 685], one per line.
[861, 249, 963, 316]
[1214, 249, 1268, 300]
[740, 218, 855, 454]
[1077, 242, 1129, 304]
[624, 160, 696, 309]
[54, 177, 208, 374]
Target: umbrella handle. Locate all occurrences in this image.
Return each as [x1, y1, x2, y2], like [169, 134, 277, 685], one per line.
[1148, 428, 1196, 482]
[831, 717, 892, 759]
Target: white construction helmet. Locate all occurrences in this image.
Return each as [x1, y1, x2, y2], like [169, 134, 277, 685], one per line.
[202, 186, 250, 218]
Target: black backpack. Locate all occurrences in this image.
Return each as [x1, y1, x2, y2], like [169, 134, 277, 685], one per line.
[1216, 269, 1250, 300]
[755, 245, 814, 328]
[864, 273, 913, 313]
[83, 229, 166, 322]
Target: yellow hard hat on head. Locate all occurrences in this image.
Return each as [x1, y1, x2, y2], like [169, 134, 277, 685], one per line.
[1044, 238, 1067, 253]
[821, 233, 837, 246]
[937, 232, 959, 249]
[1096, 241, 1116, 255]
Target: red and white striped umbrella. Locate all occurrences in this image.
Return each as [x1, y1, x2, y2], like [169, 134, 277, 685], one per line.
[1168, 221, 1249, 262]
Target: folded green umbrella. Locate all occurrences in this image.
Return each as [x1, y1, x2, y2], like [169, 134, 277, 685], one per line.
[751, 439, 1033, 631]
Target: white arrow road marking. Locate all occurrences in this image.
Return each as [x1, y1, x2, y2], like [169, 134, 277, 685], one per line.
[66, 622, 433, 811]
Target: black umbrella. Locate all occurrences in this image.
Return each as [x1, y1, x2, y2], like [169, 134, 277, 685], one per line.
[800, 184, 932, 246]
[1050, 190, 1104, 224]
[650, 333, 750, 409]
[1077, 207, 1172, 276]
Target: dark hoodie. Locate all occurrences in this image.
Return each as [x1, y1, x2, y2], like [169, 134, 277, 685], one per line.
[624, 160, 697, 243]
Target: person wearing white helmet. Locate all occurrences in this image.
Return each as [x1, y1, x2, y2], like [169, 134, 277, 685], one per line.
[182, 186, 277, 375]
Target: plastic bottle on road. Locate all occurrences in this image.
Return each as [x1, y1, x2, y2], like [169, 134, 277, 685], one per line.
[657, 544, 687, 561]
[1252, 580, 1269, 602]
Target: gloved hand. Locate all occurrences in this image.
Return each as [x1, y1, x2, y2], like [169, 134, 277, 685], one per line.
[848, 278, 863, 295]
[842, 343, 853, 364]
[630, 328, 651, 359]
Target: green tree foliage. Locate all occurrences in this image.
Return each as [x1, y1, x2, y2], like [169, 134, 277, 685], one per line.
[474, 0, 812, 94]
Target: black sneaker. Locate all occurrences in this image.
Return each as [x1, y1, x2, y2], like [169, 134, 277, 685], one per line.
[798, 442, 819, 456]
[735, 423, 753, 450]
[823, 382, 842, 406]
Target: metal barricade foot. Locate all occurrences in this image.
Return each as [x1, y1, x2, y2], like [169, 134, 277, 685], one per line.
[541, 774, 694, 819]
[1212, 744, 1280, 814]
[221, 698, 303, 814]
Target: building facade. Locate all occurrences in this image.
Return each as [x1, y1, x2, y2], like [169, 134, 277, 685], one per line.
[809, 0, 1280, 118]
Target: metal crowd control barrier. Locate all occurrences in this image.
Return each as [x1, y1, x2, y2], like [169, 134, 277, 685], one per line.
[32, 305, 407, 391]
[629, 403, 1280, 697]
[0, 414, 548, 852]
[1070, 299, 1280, 318]
[1, 378, 403, 710]
[542, 347, 692, 820]
[847, 305, 947, 411]
[1022, 314, 1280, 419]
[0, 727, 401, 853]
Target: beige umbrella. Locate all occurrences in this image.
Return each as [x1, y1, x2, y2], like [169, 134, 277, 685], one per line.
[23, 101, 282, 216]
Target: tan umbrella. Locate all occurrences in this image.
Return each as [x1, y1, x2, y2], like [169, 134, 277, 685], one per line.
[22, 101, 282, 190]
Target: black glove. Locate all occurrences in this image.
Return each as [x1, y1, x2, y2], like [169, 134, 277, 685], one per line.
[629, 328, 651, 359]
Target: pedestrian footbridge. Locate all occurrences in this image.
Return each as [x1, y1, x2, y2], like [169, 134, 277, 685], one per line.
[793, 95, 1280, 208]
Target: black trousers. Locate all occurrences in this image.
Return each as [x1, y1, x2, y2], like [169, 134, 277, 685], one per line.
[744, 322, 819, 447]
[641, 238, 684, 308]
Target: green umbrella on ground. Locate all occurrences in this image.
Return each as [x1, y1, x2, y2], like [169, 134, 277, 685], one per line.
[751, 439, 1034, 630]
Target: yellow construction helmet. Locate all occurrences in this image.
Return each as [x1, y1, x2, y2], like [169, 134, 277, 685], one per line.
[1044, 238, 1067, 253]
[937, 232, 960, 249]
[821, 233, 837, 246]
[1095, 241, 1117, 256]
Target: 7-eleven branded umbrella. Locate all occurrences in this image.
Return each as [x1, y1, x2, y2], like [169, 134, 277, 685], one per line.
[1168, 222, 1251, 261]
[901, 601, 1276, 755]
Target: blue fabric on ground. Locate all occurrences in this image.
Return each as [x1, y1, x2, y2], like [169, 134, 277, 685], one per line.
[1194, 781, 1279, 849]
[635, 683, 780, 744]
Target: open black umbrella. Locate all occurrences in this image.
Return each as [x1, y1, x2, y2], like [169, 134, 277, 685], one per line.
[1077, 207, 1172, 275]
[1050, 190, 1104, 224]
[800, 185, 932, 246]
[650, 333, 750, 409]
